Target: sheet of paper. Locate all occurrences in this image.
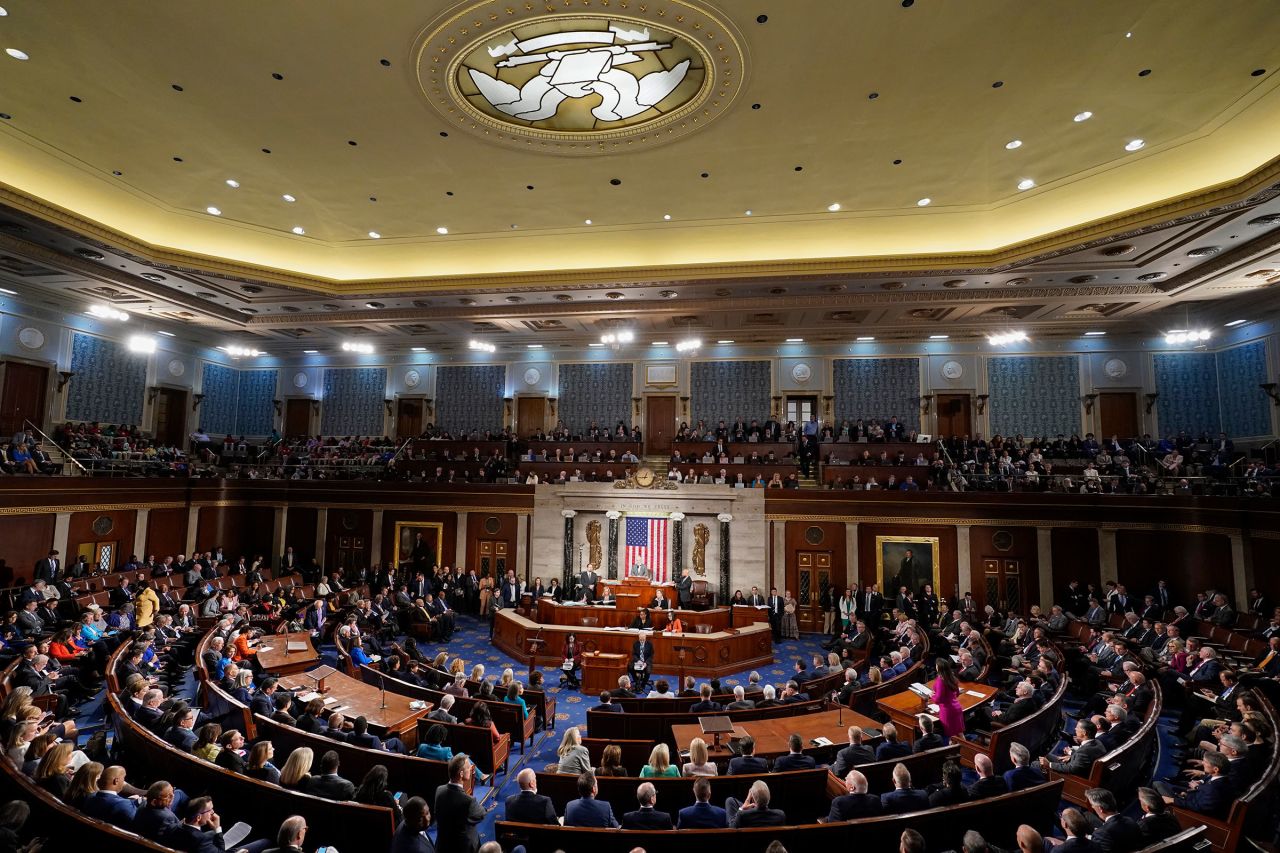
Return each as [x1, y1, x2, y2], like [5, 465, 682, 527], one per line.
[296, 691, 320, 703]
[964, 689, 986, 698]
[223, 822, 253, 849]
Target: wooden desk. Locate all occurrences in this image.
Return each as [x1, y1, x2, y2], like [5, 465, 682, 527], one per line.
[582, 652, 628, 695]
[278, 669, 432, 750]
[536, 599, 731, 632]
[493, 609, 772, 678]
[731, 605, 771, 627]
[255, 631, 319, 676]
[671, 707, 878, 759]
[876, 680, 997, 743]
[595, 577, 677, 613]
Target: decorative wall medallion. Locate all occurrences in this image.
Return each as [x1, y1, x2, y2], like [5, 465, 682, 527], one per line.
[292, 372, 308, 389]
[941, 360, 964, 380]
[484, 516, 501, 535]
[1103, 358, 1128, 379]
[992, 530, 1013, 552]
[804, 525, 824, 545]
[167, 359, 185, 378]
[92, 515, 114, 536]
[16, 327, 44, 350]
[523, 367, 541, 386]
[791, 363, 812, 384]
[404, 369, 422, 389]
[415, 0, 746, 155]
[341, 513, 358, 532]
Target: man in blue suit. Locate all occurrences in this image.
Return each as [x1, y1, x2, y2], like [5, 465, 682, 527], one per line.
[82, 766, 139, 828]
[563, 772, 619, 828]
[771, 734, 817, 772]
[677, 777, 728, 828]
[879, 763, 930, 814]
[874, 723, 911, 762]
[826, 770, 883, 821]
[165, 708, 198, 752]
[1160, 752, 1235, 820]
[132, 781, 183, 843]
[726, 736, 770, 775]
[1003, 744, 1047, 792]
[621, 782, 673, 830]
[504, 769, 559, 825]
[725, 780, 786, 828]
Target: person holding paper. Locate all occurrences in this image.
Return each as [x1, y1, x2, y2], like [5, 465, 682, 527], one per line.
[932, 658, 965, 738]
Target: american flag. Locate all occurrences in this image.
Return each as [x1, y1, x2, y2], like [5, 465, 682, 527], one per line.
[624, 516, 669, 582]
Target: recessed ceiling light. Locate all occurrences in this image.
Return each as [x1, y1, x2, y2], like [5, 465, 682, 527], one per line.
[206, 206, 221, 216]
[282, 194, 296, 203]
[0, 287, 17, 295]
[0, 8, 8, 16]
[411, 346, 427, 351]
[717, 339, 734, 344]
[1005, 139, 1022, 150]
[436, 226, 448, 235]
[5, 48, 28, 61]
[652, 341, 668, 346]
[1073, 111, 1093, 122]
[929, 334, 949, 340]
[663, 214, 672, 220]
[225, 179, 240, 188]
[303, 350, 319, 354]
[584, 219, 592, 225]
[291, 226, 305, 235]
[827, 203, 841, 212]
[527, 344, 542, 349]
[786, 338, 803, 343]
[368, 231, 381, 239]
[917, 198, 931, 206]
[1125, 139, 1145, 151]
[156, 330, 176, 337]
[588, 343, 603, 347]
[1084, 331, 1107, 337]
[1224, 319, 1247, 327]
[856, 336, 875, 341]
[1125, 32, 1132, 38]
[744, 210, 753, 216]
[1017, 178, 1036, 190]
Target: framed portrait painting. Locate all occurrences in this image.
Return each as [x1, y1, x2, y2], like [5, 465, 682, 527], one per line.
[393, 521, 444, 572]
[875, 535, 940, 598]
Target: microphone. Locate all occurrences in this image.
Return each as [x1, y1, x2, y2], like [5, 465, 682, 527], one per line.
[379, 670, 388, 710]
[832, 690, 842, 726]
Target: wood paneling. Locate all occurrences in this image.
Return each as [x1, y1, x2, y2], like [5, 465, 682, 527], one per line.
[935, 394, 972, 439]
[782, 521, 847, 630]
[326, 509, 373, 571]
[1115, 530, 1233, 602]
[466, 512, 519, 582]
[196, 506, 275, 559]
[69, 510, 137, 564]
[1250, 537, 1280, 606]
[645, 396, 677, 455]
[0, 361, 49, 436]
[0, 515, 55, 586]
[1050, 527, 1100, 597]
[515, 396, 546, 436]
[1098, 392, 1139, 441]
[284, 399, 311, 438]
[283, 507, 318, 566]
[968, 525, 1039, 613]
[145, 508, 189, 560]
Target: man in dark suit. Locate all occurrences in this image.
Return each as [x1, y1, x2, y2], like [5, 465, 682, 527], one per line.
[434, 755, 486, 853]
[1160, 752, 1234, 819]
[33, 550, 60, 583]
[82, 766, 139, 828]
[677, 568, 694, 609]
[766, 587, 784, 641]
[725, 686, 755, 710]
[772, 734, 817, 772]
[831, 726, 876, 777]
[630, 631, 654, 690]
[304, 751, 356, 801]
[880, 763, 930, 814]
[131, 781, 182, 843]
[1087, 788, 1143, 852]
[1053, 808, 1101, 853]
[745, 586, 765, 607]
[858, 584, 883, 624]
[250, 678, 279, 718]
[591, 691, 623, 713]
[874, 723, 911, 762]
[726, 736, 770, 775]
[391, 796, 435, 853]
[168, 797, 226, 853]
[689, 683, 722, 713]
[503, 769, 558, 825]
[1136, 787, 1182, 846]
[1041, 720, 1105, 778]
[165, 708, 199, 751]
[965, 754, 1009, 800]
[827, 769, 883, 821]
[1003, 743, 1047, 792]
[622, 782, 674, 829]
[563, 771, 619, 828]
[677, 777, 728, 828]
[726, 779, 786, 827]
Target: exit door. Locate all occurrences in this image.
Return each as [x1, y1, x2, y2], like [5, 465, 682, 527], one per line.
[792, 550, 831, 633]
[981, 558, 1023, 613]
[78, 541, 118, 573]
[786, 396, 817, 427]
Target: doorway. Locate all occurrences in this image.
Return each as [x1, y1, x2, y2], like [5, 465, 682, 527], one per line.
[474, 539, 510, 582]
[980, 557, 1023, 613]
[153, 387, 189, 447]
[333, 536, 367, 574]
[935, 394, 972, 438]
[1098, 391, 1139, 439]
[644, 396, 677, 455]
[284, 399, 311, 438]
[0, 361, 49, 438]
[785, 395, 817, 428]
[516, 396, 546, 437]
[791, 550, 831, 633]
[396, 398, 424, 440]
[78, 540, 118, 573]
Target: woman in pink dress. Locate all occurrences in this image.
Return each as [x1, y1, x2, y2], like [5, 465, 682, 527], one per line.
[931, 658, 965, 739]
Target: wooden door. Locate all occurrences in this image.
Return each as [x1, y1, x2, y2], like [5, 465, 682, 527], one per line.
[645, 396, 677, 455]
[1098, 392, 1138, 439]
[396, 398, 423, 440]
[935, 394, 972, 438]
[78, 540, 118, 573]
[154, 388, 188, 446]
[981, 557, 1023, 613]
[516, 397, 546, 437]
[474, 540, 510, 582]
[0, 361, 48, 437]
[284, 399, 311, 438]
[334, 536, 367, 574]
[793, 551, 831, 634]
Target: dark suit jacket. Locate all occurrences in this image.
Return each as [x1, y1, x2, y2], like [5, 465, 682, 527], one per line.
[631, 640, 654, 665]
[304, 773, 356, 801]
[1003, 765, 1046, 792]
[1049, 739, 1105, 776]
[434, 783, 486, 853]
[772, 753, 817, 772]
[1091, 814, 1143, 852]
[730, 807, 786, 828]
[677, 802, 728, 828]
[880, 788, 930, 814]
[1056, 837, 1102, 853]
[875, 741, 911, 762]
[167, 824, 226, 853]
[827, 792, 883, 821]
[966, 775, 1009, 799]
[504, 790, 558, 825]
[1177, 775, 1234, 819]
[1137, 811, 1182, 845]
[831, 744, 876, 777]
[82, 791, 138, 827]
[563, 796, 619, 828]
[131, 805, 180, 841]
[165, 726, 198, 752]
[999, 697, 1039, 725]
[622, 807, 673, 830]
[689, 700, 723, 713]
[390, 823, 436, 853]
[726, 755, 770, 775]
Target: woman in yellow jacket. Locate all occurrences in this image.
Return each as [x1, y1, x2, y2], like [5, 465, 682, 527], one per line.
[134, 580, 161, 628]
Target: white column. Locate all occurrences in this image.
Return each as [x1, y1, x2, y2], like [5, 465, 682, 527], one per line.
[314, 509, 328, 568]
[455, 511, 469, 570]
[1229, 533, 1249, 611]
[271, 507, 288, 567]
[956, 524, 971, 602]
[133, 509, 150, 559]
[185, 506, 199, 554]
[1036, 527, 1054, 611]
[53, 512, 71, 560]
[770, 520, 785, 590]
[1099, 528, 1118, 587]
[369, 509, 384, 571]
[515, 513, 528, 582]
[845, 522, 859, 590]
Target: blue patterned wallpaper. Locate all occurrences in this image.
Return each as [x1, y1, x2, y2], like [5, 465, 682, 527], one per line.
[436, 365, 505, 433]
[833, 358, 920, 431]
[1217, 341, 1271, 437]
[66, 332, 146, 425]
[986, 356, 1081, 438]
[199, 363, 239, 436]
[236, 369, 278, 436]
[557, 363, 633, 433]
[1153, 352, 1220, 437]
[690, 360, 772, 426]
[320, 367, 386, 436]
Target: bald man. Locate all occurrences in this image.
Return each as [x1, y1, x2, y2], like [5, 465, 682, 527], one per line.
[82, 766, 139, 828]
[504, 768, 558, 825]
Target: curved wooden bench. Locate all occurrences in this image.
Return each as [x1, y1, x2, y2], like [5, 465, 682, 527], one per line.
[958, 665, 1070, 774]
[585, 697, 830, 750]
[1138, 825, 1209, 852]
[583, 736, 659, 773]
[847, 743, 961, 793]
[415, 716, 510, 776]
[496, 779, 1064, 853]
[1051, 681, 1163, 806]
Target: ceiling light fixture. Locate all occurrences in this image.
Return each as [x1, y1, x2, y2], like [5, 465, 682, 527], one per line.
[0, 287, 16, 295]
[155, 330, 176, 337]
[1125, 139, 1145, 151]
[987, 330, 1029, 346]
[744, 210, 753, 216]
[929, 334, 949, 340]
[341, 340, 375, 354]
[302, 349, 319, 354]
[282, 194, 296, 202]
[224, 344, 264, 357]
[663, 214, 672, 220]
[88, 304, 129, 322]
[1073, 111, 1093, 122]
[225, 179, 240, 188]
[368, 231, 381, 239]
[675, 338, 702, 352]
[0, 8, 8, 16]
[291, 226, 305, 235]
[584, 219, 592, 225]
[1084, 331, 1107, 336]
[527, 344, 543, 349]
[5, 48, 29, 61]
[436, 226, 449, 235]
[1017, 178, 1036, 190]
[651, 341, 668, 346]
[127, 335, 156, 354]
[1224, 319, 1247, 327]
[1164, 329, 1211, 345]
[917, 198, 931, 206]
[717, 339, 734, 344]
[1005, 139, 1022, 150]
[588, 343, 603, 347]
[856, 336, 875, 342]
[785, 337, 803, 343]
[601, 331, 635, 349]
[206, 206, 221, 216]
[468, 340, 496, 354]
[411, 347, 427, 352]
[827, 203, 841, 212]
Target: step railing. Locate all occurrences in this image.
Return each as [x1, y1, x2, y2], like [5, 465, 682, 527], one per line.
[23, 419, 88, 475]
